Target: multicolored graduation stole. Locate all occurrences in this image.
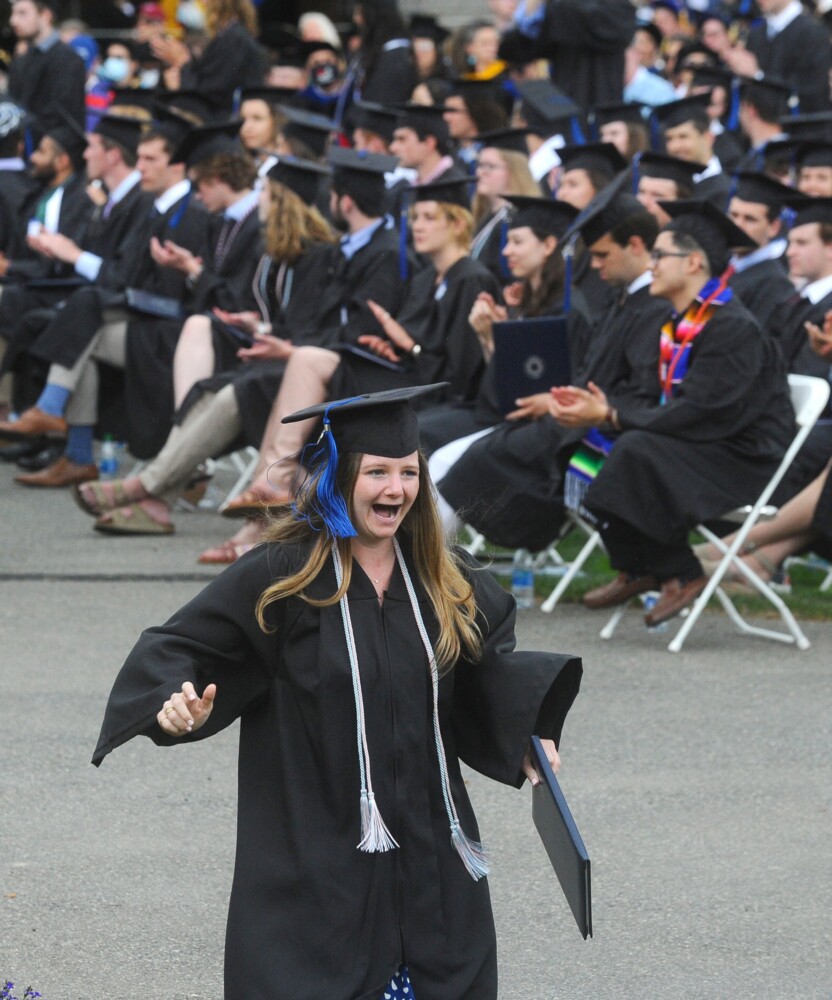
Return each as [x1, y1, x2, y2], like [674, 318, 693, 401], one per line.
[564, 427, 614, 520]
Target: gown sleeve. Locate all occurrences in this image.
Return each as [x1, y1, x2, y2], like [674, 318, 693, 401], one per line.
[91, 545, 289, 766]
[450, 552, 583, 789]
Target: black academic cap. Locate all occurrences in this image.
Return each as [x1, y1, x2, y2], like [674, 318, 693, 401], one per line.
[351, 101, 399, 143]
[518, 80, 585, 138]
[447, 78, 513, 116]
[474, 126, 531, 155]
[282, 383, 447, 457]
[273, 44, 308, 70]
[558, 142, 627, 179]
[652, 92, 712, 130]
[779, 111, 832, 142]
[152, 89, 220, 124]
[394, 103, 451, 142]
[280, 106, 336, 158]
[45, 108, 88, 172]
[93, 114, 146, 156]
[730, 171, 794, 210]
[411, 177, 472, 210]
[659, 198, 756, 270]
[564, 173, 649, 247]
[795, 140, 832, 169]
[737, 74, 795, 111]
[784, 196, 832, 228]
[328, 147, 393, 212]
[410, 13, 450, 43]
[298, 40, 342, 61]
[590, 102, 647, 129]
[171, 120, 242, 167]
[505, 196, 579, 238]
[150, 104, 198, 145]
[260, 23, 300, 52]
[636, 151, 704, 189]
[108, 88, 156, 116]
[266, 156, 331, 206]
[239, 86, 299, 108]
[685, 63, 733, 91]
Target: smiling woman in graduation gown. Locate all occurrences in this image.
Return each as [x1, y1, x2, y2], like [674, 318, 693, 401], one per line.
[91, 386, 582, 1000]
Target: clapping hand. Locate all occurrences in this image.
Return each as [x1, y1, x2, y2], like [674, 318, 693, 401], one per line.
[506, 392, 554, 421]
[549, 381, 609, 427]
[806, 309, 832, 360]
[157, 681, 216, 737]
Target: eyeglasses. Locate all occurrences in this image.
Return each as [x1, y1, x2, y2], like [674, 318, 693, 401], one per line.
[650, 249, 691, 263]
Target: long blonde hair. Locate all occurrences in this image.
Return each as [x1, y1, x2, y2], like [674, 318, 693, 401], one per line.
[206, 0, 258, 37]
[255, 451, 483, 672]
[472, 147, 539, 227]
[265, 179, 335, 264]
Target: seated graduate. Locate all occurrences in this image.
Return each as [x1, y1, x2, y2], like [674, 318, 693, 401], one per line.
[91, 384, 582, 1000]
[633, 151, 701, 229]
[469, 127, 542, 285]
[418, 194, 588, 458]
[557, 200, 795, 628]
[433, 187, 669, 552]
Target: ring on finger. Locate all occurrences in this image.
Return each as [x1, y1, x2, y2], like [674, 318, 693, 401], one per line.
[164, 706, 174, 715]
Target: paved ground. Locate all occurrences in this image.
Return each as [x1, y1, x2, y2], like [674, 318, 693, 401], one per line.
[1, 461, 830, 1000]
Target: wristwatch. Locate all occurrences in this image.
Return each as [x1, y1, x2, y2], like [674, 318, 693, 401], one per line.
[410, 342, 422, 358]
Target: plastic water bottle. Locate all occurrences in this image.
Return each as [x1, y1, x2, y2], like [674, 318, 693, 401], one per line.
[642, 592, 668, 633]
[98, 434, 119, 479]
[511, 551, 536, 609]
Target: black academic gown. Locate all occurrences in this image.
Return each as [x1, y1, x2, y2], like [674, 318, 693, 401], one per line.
[767, 287, 832, 390]
[437, 283, 667, 550]
[585, 296, 796, 548]
[728, 255, 793, 331]
[91, 538, 582, 1000]
[180, 22, 266, 117]
[7, 37, 86, 139]
[0, 167, 41, 258]
[470, 207, 512, 287]
[746, 14, 832, 113]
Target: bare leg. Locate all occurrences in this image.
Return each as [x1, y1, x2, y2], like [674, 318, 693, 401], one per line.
[173, 314, 216, 409]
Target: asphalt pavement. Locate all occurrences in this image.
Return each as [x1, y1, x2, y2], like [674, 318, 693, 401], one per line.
[1, 459, 830, 1000]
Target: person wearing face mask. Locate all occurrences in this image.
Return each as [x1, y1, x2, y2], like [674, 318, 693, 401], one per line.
[99, 41, 142, 90]
[295, 40, 347, 117]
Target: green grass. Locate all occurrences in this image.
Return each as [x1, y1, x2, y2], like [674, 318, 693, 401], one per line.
[470, 531, 832, 621]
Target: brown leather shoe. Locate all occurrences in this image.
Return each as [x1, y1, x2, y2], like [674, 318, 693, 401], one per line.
[644, 575, 709, 627]
[583, 572, 658, 609]
[15, 455, 98, 488]
[0, 407, 68, 439]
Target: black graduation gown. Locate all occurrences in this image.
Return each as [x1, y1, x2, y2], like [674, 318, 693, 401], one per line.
[746, 14, 832, 113]
[180, 22, 266, 117]
[437, 284, 667, 550]
[470, 208, 511, 287]
[728, 256, 793, 331]
[359, 45, 419, 108]
[91, 539, 582, 1000]
[7, 38, 86, 139]
[585, 297, 796, 546]
[0, 168, 41, 258]
[810, 464, 832, 560]
[767, 288, 832, 392]
[498, 0, 634, 108]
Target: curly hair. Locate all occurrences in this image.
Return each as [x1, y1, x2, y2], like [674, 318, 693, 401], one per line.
[205, 0, 258, 37]
[190, 151, 257, 192]
[264, 179, 335, 264]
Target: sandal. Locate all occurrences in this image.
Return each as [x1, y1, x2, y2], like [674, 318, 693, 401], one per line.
[197, 540, 255, 564]
[74, 479, 144, 517]
[93, 502, 174, 536]
[220, 486, 291, 520]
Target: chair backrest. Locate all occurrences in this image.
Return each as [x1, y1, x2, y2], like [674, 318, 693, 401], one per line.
[787, 373, 830, 428]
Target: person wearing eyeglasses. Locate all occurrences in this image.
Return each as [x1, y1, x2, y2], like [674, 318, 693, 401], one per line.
[549, 200, 795, 627]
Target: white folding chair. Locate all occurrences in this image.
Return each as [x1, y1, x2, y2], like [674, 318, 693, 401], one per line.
[540, 512, 604, 613]
[600, 374, 830, 652]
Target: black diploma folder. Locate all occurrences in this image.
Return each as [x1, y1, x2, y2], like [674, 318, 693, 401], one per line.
[531, 735, 592, 939]
[125, 288, 186, 320]
[492, 315, 571, 415]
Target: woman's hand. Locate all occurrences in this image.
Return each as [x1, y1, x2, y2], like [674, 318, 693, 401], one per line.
[806, 311, 832, 360]
[213, 307, 266, 336]
[549, 381, 609, 427]
[506, 392, 552, 421]
[150, 34, 191, 69]
[237, 333, 293, 362]
[357, 333, 402, 362]
[469, 293, 506, 358]
[522, 738, 561, 786]
[157, 681, 216, 737]
[366, 299, 415, 353]
[502, 281, 523, 308]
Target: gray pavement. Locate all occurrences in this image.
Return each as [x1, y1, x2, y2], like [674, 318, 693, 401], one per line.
[1, 461, 830, 1000]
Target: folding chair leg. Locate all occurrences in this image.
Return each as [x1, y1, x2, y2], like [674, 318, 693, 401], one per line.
[540, 530, 601, 613]
[223, 446, 259, 504]
[600, 604, 627, 640]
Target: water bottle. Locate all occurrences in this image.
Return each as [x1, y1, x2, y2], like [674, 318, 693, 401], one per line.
[641, 592, 668, 633]
[98, 434, 119, 479]
[511, 551, 536, 609]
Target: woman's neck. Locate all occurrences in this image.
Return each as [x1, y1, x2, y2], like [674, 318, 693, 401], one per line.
[428, 244, 466, 281]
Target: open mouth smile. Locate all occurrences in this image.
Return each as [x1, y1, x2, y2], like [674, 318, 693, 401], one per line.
[372, 504, 401, 520]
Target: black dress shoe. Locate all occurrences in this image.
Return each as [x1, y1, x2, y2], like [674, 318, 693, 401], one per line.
[16, 441, 66, 472]
[0, 438, 46, 463]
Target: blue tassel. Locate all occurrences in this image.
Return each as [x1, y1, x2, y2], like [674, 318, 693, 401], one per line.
[727, 79, 740, 133]
[631, 151, 642, 195]
[570, 117, 586, 146]
[498, 218, 511, 279]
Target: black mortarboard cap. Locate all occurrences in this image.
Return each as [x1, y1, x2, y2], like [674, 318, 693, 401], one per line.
[93, 114, 145, 155]
[505, 196, 579, 238]
[795, 140, 832, 169]
[171, 120, 242, 167]
[329, 146, 393, 212]
[351, 101, 399, 143]
[636, 151, 703, 188]
[45, 108, 88, 172]
[150, 104, 198, 145]
[274, 44, 310, 70]
[782, 195, 832, 229]
[474, 126, 531, 155]
[239, 86, 300, 109]
[266, 156, 331, 206]
[280, 106, 335, 158]
[282, 383, 446, 457]
[652, 92, 712, 130]
[557, 142, 627, 179]
[778, 111, 832, 142]
[298, 40, 342, 61]
[108, 88, 156, 116]
[447, 78, 513, 116]
[395, 103, 451, 143]
[686, 63, 734, 91]
[410, 14, 450, 44]
[411, 177, 472, 210]
[518, 80, 585, 139]
[738, 74, 794, 109]
[152, 89, 220, 124]
[731, 171, 794, 210]
[590, 102, 647, 129]
[564, 173, 649, 247]
[659, 198, 756, 271]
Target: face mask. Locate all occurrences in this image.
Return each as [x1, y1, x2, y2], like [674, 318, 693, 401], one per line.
[101, 56, 131, 83]
[311, 62, 341, 89]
